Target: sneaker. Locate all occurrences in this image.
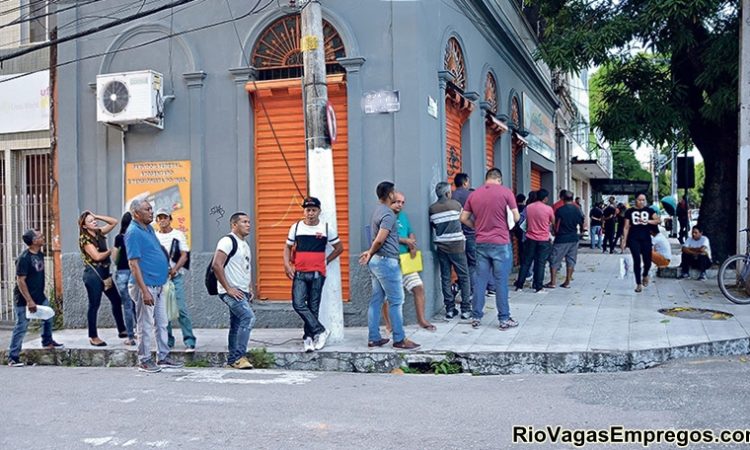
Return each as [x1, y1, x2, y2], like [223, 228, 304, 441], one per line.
[678, 272, 690, 279]
[230, 357, 253, 370]
[8, 359, 24, 367]
[460, 311, 472, 320]
[43, 340, 64, 350]
[471, 319, 481, 329]
[514, 286, 523, 292]
[444, 308, 459, 320]
[698, 272, 707, 281]
[185, 345, 196, 353]
[303, 337, 314, 353]
[498, 318, 519, 330]
[138, 360, 162, 373]
[635, 284, 643, 293]
[124, 339, 136, 346]
[393, 339, 420, 350]
[157, 357, 184, 369]
[367, 338, 390, 348]
[313, 329, 331, 350]
[486, 290, 496, 298]
[534, 288, 547, 294]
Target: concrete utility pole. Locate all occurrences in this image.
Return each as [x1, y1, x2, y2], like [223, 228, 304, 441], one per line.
[739, 0, 750, 252]
[301, 0, 344, 342]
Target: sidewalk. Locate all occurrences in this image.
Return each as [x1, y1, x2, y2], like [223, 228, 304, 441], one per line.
[3, 250, 749, 374]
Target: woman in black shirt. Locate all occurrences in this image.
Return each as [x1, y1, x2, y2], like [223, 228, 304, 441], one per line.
[112, 212, 136, 345]
[621, 193, 661, 292]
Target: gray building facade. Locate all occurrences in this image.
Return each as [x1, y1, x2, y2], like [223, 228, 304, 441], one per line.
[57, 0, 559, 329]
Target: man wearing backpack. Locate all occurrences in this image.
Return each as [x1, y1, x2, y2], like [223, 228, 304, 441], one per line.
[283, 197, 344, 352]
[211, 212, 255, 369]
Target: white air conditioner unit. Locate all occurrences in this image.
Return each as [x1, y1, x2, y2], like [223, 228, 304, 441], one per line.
[96, 70, 164, 129]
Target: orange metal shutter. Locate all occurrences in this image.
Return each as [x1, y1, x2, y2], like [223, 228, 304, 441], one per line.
[446, 99, 470, 184]
[486, 127, 500, 170]
[530, 166, 542, 191]
[252, 80, 350, 301]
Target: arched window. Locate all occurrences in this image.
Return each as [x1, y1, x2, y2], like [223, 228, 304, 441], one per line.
[511, 96, 521, 128]
[252, 15, 346, 80]
[444, 37, 466, 90]
[484, 72, 498, 114]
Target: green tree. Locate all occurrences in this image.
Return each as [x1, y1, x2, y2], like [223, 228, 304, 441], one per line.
[533, 0, 738, 260]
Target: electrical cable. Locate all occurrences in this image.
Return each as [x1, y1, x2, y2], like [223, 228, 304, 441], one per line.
[225, 0, 306, 199]
[0, 0, 273, 83]
[0, 0, 203, 64]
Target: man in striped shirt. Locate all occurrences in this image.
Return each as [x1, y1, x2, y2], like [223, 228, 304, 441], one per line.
[429, 182, 471, 320]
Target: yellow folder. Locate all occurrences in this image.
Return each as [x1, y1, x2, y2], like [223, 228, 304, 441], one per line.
[399, 251, 423, 275]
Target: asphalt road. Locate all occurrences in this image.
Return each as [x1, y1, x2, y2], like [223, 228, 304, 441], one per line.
[1, 357, 749, 449]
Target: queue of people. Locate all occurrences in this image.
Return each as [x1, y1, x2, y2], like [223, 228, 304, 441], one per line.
[7, 171, 712, 368]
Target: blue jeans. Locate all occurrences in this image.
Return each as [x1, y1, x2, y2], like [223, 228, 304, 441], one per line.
[464, 234, 477, 295]
[473, 243, 512, 322]
[291, 271, 326, 339]
[367, 255, 405, 343]
[437, 250, 471, 313]
[590, 225, 602, 249]
[8, 298, 53, 361]
[219, 292, 256, 365]
[167, 273, 196, 348]
[116, 270, 136, 339]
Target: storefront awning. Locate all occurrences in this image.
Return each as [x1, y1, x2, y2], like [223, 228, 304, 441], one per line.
[572, 157, 610, 179]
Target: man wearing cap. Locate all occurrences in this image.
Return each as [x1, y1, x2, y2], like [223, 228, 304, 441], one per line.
[154, 208, 196, 352]
[283, 197, 344, 352]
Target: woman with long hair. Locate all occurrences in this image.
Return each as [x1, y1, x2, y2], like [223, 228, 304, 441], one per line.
[112, 212, 136, 345]
[620, 193, 661, 292]
[79, 211, 127, 346]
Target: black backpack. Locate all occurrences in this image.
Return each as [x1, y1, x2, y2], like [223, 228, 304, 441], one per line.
[204, 235, 238, 295]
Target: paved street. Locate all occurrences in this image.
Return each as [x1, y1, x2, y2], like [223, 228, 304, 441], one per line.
[1, 357, 749, 449]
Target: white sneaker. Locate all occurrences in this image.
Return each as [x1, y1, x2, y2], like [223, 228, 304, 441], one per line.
[303, 337, 314, 353]
[313, 329, 331, 350]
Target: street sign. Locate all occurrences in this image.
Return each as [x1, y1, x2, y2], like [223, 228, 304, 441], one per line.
[362, 90, 400, 114]
[326, 101, 337, 144]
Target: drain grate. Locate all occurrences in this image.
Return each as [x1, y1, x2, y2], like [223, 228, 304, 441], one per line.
[658, 307, 734, 321]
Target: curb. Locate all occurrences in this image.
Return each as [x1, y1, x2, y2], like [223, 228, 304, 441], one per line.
[3, 337, 749, 375]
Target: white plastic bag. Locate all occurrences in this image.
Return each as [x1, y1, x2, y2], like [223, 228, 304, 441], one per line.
[619, 257, 632, 279]
[163, 280, 179, 322]
[26, 305, 55, 320]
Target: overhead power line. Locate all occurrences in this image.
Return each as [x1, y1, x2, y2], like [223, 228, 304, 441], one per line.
[0, 0, 276, 84]
[0, 0, 201, 64]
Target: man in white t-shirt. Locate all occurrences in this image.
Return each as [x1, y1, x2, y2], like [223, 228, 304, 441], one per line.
[283, 197, 343, 352]
[212, 212, 255, 369]
[650, 227, 672, 268]
[679, 225, 712, 280]
[155, 209, 196, 352]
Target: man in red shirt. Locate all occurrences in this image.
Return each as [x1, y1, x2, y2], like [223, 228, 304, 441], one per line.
[552, 189, 567, 213]
[514, 189, 554, 293]
[460, 168, 520, 330]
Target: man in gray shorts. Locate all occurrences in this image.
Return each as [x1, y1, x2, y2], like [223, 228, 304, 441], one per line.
[546, 191, 584, 289]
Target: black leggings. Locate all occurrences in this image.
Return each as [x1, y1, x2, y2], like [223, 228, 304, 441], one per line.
[628, 239, 653, 285]
[603, 225, 616, 253]
[83, 266, 126, 338]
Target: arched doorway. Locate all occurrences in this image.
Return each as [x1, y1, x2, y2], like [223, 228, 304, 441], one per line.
[248, 15, 350, 301]
[444, 37, 474, 184]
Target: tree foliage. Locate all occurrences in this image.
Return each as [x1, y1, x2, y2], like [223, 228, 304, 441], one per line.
[532, 0, 739, 260]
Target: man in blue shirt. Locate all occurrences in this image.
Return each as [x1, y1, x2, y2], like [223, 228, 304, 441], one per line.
[126, 198, 181, 373]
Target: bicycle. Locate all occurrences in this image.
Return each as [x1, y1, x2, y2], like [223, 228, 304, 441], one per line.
[717, 228, 750, 304]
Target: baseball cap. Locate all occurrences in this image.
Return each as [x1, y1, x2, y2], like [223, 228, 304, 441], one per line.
[155, 208, 172, 219]
[301, 197, 321, 208]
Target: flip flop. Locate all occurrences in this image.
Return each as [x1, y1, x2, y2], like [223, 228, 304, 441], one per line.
[560, 283, 571, 289]
[543, 283, 556, 289]
[420, 324, 437, 332]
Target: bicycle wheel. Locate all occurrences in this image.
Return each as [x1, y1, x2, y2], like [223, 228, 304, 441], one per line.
[718, 254, 750, 305]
